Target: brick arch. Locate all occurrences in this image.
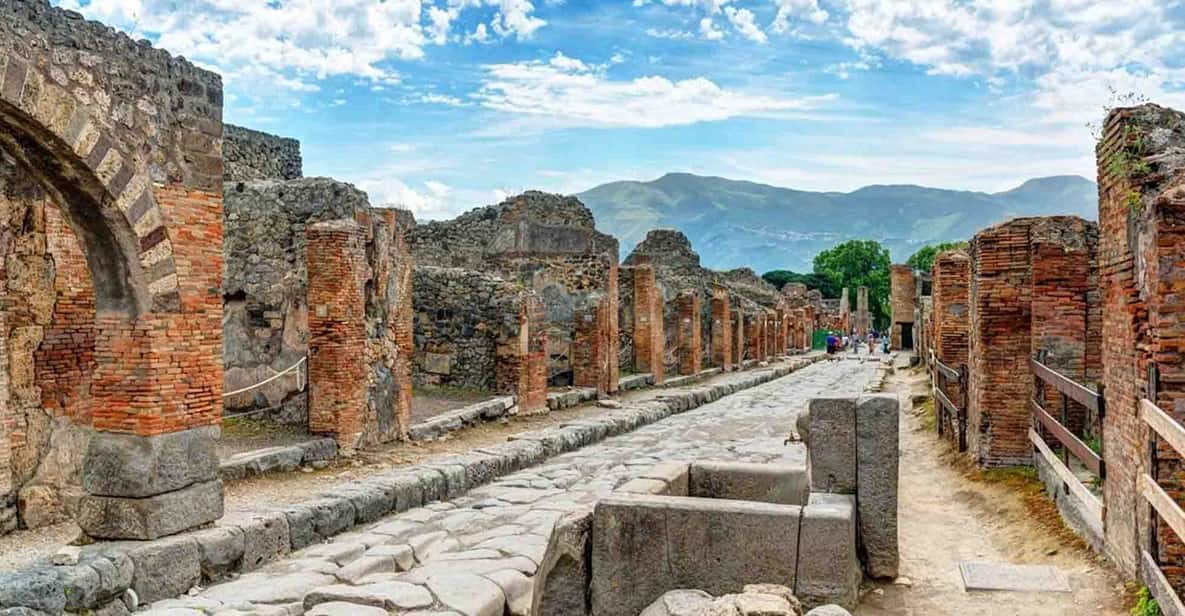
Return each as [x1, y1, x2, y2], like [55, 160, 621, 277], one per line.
[0, 51, 179, 316]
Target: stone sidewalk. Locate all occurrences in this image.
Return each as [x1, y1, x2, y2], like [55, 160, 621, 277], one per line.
[147, 358, 879, 616]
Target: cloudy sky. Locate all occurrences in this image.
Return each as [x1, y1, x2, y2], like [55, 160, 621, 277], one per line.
[57, 0, 1185, 219]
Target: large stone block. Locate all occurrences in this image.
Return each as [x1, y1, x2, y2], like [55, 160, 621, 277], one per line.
[689, 460, 809, 505]
[856, 394, 899, 579]
[796, 493, 860, 610]
[531, 507, 593, 616]
[591, 494, 801, 616]
[82, 427, 220, 498]
[77, 479, 223, 540]
[124, 535, 202, 604]
[807, 397, 857, 493]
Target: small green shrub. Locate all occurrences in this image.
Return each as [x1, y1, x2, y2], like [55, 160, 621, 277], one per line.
[1132, 586, 1161, 616]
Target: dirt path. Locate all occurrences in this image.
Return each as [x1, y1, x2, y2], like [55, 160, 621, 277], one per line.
[856, 365, 1130, 616]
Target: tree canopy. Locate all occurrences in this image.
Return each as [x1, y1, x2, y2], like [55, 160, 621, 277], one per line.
[905, 241, 968, 273]
[760, 270, 838, 298]
[812, 239, 892, 330]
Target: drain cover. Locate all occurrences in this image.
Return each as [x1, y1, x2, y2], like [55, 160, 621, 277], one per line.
[958, 562, 1072, 593]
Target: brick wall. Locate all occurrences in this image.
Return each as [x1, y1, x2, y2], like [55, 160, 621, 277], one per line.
[676, 290, 702, 375]
[573, 292, 618, 396]
[732, 308, 745, 366]
[1097, 104, 1185, 581]
[495, 293, 549, 412]
[710, 287, 732, 370]
[891, 264, 916, 349]
[34, 203, 95, 424]
[932, 250, 971, 441]
[966, 216, 1098, 468]
[306, 220, 368, 451]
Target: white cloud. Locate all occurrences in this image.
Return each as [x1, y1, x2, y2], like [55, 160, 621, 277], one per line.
[358, 177, 456, 218]
[414, 93, 469, 107]
[699, 17, 725, 40]
[646, 27, 694, 40]
[474, 53, 832, 128]
[55, 0, 546, 93]
[772, 0, 828, 33]
[724, 7, 767, 43]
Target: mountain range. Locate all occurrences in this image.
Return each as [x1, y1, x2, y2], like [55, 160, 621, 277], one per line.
[575, 173, 1098, 274]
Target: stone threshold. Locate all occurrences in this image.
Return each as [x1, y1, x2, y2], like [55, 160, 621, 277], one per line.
[0, 355, 824, 614]
[219, 438, 339, 481]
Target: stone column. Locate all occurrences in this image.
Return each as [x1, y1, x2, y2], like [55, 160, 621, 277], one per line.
[931, 250, 971, 444]
[710, 286, 732, 370]
[676, 290, 702, 375]
[306, 220, 368, 452]
[574, 293, 617, 396]
[855, 286, 870, 339]
[732, 308, 745, 366]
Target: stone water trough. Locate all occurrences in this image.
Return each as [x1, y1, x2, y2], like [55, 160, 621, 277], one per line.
[532, 394, 899, 616]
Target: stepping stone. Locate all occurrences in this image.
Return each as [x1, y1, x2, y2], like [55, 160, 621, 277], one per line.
[958, 562, 1071, 593]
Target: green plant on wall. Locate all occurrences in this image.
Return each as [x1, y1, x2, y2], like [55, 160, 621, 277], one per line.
[1132, 586, 1160, 616]
[1104, 124, 1152, 215]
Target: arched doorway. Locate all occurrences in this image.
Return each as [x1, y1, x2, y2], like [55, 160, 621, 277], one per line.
[0, 4, 225, 540]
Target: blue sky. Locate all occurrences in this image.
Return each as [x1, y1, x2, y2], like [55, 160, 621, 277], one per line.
[57, 0, 1185, 219]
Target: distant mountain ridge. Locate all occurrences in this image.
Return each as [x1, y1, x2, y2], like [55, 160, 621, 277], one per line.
[575, 172, 1097, 273]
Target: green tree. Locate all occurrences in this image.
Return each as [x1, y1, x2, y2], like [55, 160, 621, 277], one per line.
[905, 241, 968, 273]
[760, 270, 838, 298]
[812, 240, 892, 330]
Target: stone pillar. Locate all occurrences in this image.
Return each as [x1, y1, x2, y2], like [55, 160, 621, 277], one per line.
[840, 287, 850, 327]
[1096, 104, 1185, 579]
[890, 264, 916, 350]
[855, 286, 870, 339]
[676, 290, 702, 375]
[306, 220, 368, 452]
[710, 286, 733, 370]
[966, 216, 1098, 468]
[0, 310, 13, 535]
[574, 292, 618, 396]
[631, 264, 664, 385]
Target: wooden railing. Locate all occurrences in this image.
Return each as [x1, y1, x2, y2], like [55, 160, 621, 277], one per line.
[930, 349, 968, 451]
[1028, 357, 1105, 480]
[1140, 361, 1185, 615]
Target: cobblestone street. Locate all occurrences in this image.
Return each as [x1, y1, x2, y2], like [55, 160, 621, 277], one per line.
[148, 358, 879, 616]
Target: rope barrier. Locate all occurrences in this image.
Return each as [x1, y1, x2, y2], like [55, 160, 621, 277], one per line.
[223, 356, 307, 398]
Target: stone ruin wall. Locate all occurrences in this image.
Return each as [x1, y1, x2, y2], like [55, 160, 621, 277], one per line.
[408, 192, 618, 389]
[930, 250, 970, 443]
[223, 125, 302, 183]
[966, 216, 1100, 468]
[1096, 104, 1185, 582]
[412, 266, 531, 392]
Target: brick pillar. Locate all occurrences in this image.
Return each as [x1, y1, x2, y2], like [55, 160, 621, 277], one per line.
[732, 308, 745, 366]
[966, 217, 1097, 468]
[932, 251, 970, 442]
[677, 291, 702, 375]
[0, 310, 12, 534]
[632, 265, 664, 384]
[498, 293, 549, 412]
[710, 287, 732, 370]
[890, 264, 916, 350]
[574, 292, 617, 396]
[1097, 104, 1185, 580]
[307, 220, 368, 452]
[81, 186, 226, 540]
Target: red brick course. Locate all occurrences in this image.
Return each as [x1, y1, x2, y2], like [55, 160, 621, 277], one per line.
[890, 264, 916, 349]
[629, 264, 665, 384]
[710, 286, 732, 371]
[931, 250, 970, 441]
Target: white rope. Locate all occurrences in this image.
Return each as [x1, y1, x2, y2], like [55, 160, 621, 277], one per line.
[223, 356, 307, 398]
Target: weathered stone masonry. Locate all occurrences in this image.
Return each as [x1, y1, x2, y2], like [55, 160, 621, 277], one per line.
[930, 250, 970, 442]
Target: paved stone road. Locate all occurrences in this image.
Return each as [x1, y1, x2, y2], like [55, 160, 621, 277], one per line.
[148, 359, 879, 616]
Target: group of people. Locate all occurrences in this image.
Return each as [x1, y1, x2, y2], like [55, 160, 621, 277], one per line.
[825, 328, 890, 355]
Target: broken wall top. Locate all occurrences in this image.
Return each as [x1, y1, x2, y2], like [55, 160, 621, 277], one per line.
[409, 191, 618, 269]
[224, 125, 303, 182]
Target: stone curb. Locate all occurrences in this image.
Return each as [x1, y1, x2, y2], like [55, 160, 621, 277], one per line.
[219, 438, 339, 480]
[0, 355, 824, 614]
[406, 396, 516, 442]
